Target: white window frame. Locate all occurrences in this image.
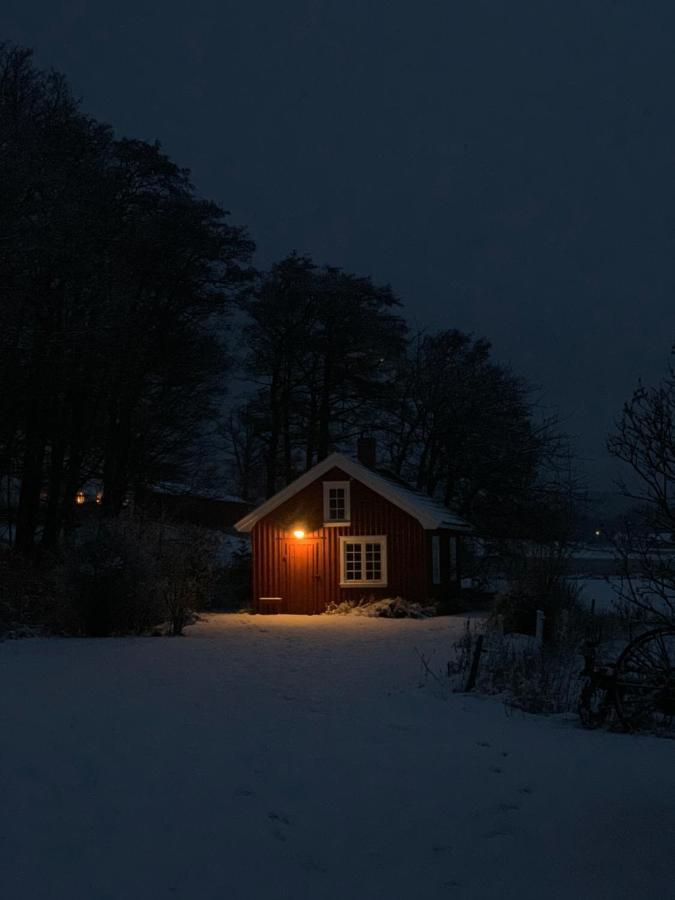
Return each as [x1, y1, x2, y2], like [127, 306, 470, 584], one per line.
[432, 535, 441, 585]
[339, 535, 387, 587]
[323, 480, 351, 525]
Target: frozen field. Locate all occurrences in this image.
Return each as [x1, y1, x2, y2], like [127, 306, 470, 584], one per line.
[1, 614, 674, 900]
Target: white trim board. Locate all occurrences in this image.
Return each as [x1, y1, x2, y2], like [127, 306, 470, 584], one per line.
[234, 452, 470, 533]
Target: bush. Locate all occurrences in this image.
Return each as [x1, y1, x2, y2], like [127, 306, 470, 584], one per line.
[492, 540, 583, 642]
[0, 548, 61, 637]
[447, 622, 581, 714]
[61, 514, 163, 635]
[155, 523, 218, 634]
[60, 514, 218, 636]
[219, 542, 252, 610]
[324, 596, 436, 618]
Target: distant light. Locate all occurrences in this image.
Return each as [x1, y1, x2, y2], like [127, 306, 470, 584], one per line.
[75, 490, 86, 506]
[594, 529, 601, 537]
[293, 529, 305, 539]
[95, 492, 103, 505]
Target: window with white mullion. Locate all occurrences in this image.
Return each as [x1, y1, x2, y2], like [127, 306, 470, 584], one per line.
[323, 481, 351, 524]
[344, 542, 363, 581]
[365, 542, 382, 581]
[339, 536, 387, 587]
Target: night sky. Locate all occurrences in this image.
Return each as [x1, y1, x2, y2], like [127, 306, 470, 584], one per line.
[4, 1, 675, 488]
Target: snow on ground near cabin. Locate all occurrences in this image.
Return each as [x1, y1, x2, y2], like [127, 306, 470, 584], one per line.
[2, 616, 674, 900]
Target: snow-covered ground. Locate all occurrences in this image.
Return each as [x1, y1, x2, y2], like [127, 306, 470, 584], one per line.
[2, 615, 673, 900]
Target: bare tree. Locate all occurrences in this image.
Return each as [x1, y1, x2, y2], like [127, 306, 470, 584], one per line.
[608, 369, 675, 623]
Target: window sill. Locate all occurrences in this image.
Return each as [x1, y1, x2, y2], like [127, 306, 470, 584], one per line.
[323, 521, 351, 528]
[339, 581, 388, 588]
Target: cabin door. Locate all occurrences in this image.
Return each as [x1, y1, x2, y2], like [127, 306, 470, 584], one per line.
[285, 540, 320, 614]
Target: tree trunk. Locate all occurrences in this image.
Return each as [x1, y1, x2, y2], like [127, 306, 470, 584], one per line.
[317, 355, 333, 461]
[15, 420, 47, 554]
[41, 436, 66, 548]
[102, 396, 132, 515]
[265, 370, 281, 498]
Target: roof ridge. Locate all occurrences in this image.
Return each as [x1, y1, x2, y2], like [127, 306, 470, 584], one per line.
[234, 452, 470, 533]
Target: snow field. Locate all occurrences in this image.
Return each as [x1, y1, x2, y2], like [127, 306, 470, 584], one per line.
[1, 614, 673, 899]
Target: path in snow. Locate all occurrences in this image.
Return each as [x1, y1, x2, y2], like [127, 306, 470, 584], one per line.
[1, 614, 674, 900]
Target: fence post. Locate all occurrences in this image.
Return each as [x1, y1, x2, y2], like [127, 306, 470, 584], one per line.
[464, 634, 484, 692]
[535, 609, 545, 647]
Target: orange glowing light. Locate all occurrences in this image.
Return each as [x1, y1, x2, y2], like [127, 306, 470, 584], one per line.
[293, 529, 305, 539]
[75, 490, 86, 505]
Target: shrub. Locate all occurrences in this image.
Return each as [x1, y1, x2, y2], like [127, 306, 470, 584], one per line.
[60, 514, 218, 635]
[447, 623, 581, 714]
[61, 514, 163, 635]
[324, 596, 436, 618]
[492, 540, 583, 642]
[0, 548, 62, 637]
[219, 542, 252, 610]
[155, 523, 218, 634]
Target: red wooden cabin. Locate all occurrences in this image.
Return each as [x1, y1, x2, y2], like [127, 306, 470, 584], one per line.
[235, 449, 470, 614]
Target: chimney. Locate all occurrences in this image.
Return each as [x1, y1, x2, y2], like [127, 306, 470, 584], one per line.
[357, 436, 377, 469]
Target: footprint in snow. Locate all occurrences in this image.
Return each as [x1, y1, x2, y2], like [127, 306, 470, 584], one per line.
[268, 811, 291, 826]
[518, 786, 534, 795]
[489, 766, 503, 774]
[298, 856, 328, 875]
[268, 812, 291, 843]
[498, 802, 520, 812]
[234, 788, 254, 798]
[476, 741, 491, 748]
[482, 828, 515, 839]
[432, 843, 452, 854]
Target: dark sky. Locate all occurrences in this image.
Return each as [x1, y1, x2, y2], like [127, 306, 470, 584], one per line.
[4, 1, 675, 488]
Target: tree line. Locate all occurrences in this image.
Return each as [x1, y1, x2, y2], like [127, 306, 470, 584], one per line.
[1, 44, 576, 555]
[225, 253, 576, 540]
[0, 46, 253, 553]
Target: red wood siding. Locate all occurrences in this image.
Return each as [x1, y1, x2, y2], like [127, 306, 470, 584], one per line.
[251, 466, 432, 613]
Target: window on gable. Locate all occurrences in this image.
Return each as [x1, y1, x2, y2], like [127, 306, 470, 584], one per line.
[323, 481, 350, 524]
[339, 536, 387, 586]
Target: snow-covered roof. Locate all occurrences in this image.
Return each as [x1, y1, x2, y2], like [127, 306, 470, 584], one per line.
[234, 452, 471, 533]
[150, 482, 246, 503]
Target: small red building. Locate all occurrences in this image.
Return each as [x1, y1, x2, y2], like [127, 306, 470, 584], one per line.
[235, 450, 470, 614]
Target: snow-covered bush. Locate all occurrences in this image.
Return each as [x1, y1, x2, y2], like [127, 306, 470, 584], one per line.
[324, 596, 436, 618]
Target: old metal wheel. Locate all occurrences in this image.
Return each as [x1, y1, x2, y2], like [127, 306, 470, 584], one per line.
[613, 627, 675, 736]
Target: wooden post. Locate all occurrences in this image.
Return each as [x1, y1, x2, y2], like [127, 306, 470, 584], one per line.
[465, 634, 484, 692]
[535, 609, 545, 647]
